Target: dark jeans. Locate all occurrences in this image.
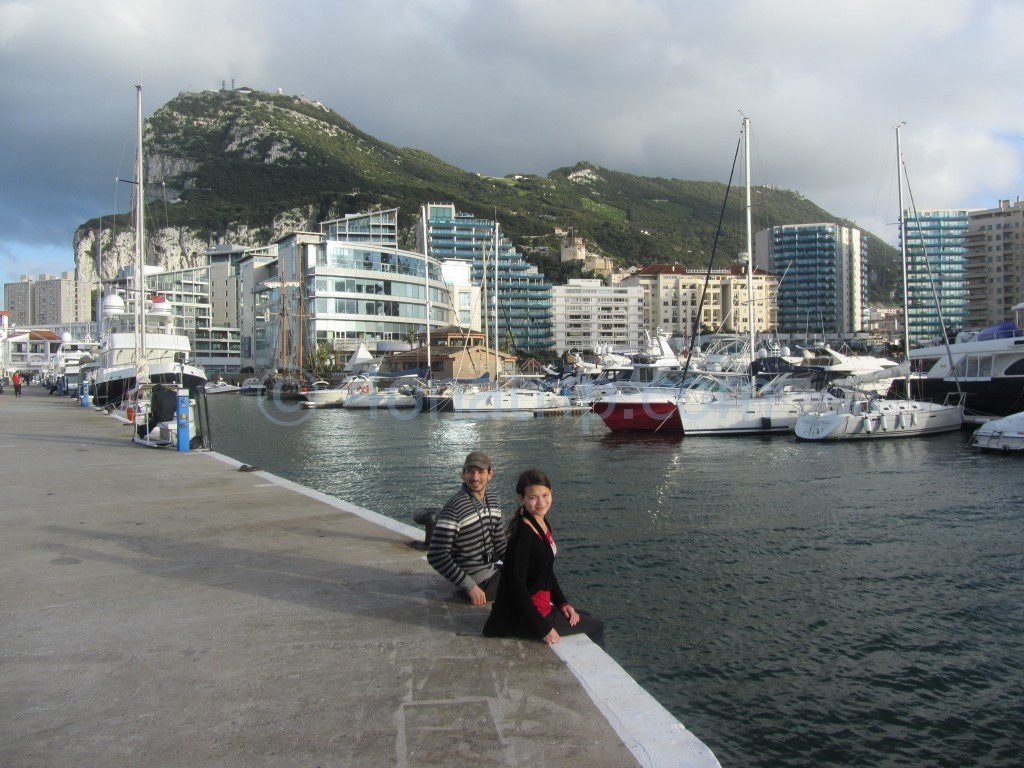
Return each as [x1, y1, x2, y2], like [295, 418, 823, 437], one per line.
[547, 608, 605, 647]
[460, 571, 500, 603]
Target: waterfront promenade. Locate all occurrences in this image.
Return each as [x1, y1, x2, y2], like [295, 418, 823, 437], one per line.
[0, 385, 719, 768]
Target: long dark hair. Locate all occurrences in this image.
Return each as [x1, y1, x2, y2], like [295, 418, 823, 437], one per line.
[505, 468, 552, 539]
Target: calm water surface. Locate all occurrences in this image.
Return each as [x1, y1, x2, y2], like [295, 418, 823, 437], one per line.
[206, 395, 1024, 768]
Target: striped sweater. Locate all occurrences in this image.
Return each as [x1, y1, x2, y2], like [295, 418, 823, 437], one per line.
[427, 485, 505, 592]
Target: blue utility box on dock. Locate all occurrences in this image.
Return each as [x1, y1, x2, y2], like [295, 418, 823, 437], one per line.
[176, 390, 190, 452]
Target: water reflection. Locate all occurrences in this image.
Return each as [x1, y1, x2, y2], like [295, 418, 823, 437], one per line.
[205, 396, 1024, 768]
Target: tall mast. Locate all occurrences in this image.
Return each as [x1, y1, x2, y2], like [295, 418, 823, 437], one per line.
[493, 221, 500, 388]
[896, 124, 911, 361]
[744, 116, 755, 388]
[422, 206, 431, 380]
[135, 85, 146, 360]
[297, 250, 303, 374]
[481, 238, 489, 360]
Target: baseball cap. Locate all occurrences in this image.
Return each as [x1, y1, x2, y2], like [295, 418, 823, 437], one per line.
[463, 451, 492, 471]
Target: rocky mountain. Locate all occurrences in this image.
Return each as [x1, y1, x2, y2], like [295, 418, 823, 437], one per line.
[74, 87, 898, 299]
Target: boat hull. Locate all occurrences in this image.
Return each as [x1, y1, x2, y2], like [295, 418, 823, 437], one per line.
[795, 399, 964, 441]
[968, 410, 1024, 452]
[343, 392, 420, 410]
[592, 397, 682, 432]
[677, 398, 810, 435]
[451, 388, 571, 413]
[303, 388, 347, 407]
[94, 363, 207, 407]
[594, 387, 836, 436]
[203, 382, 240, 395]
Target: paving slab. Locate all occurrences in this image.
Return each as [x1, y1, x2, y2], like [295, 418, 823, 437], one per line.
[0, 385, 720, 767]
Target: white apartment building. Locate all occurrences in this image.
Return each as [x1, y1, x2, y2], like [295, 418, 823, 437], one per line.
[621, 264, 778, 341]
[236, 222, 453, 373]
[550, 278, 644, 355]
[440, 260, 482, 333]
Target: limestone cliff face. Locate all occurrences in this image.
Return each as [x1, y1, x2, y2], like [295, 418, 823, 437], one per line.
[73, 206, 317, 284]
[71, 88, 357, 283]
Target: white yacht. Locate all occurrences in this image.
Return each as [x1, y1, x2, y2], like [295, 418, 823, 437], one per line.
[92, 292, 207, 407]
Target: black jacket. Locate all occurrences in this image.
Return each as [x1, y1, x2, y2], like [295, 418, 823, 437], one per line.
[482, 514, 567, 640]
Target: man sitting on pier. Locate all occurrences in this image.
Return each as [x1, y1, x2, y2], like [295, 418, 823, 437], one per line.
[427, 451, 505, 605]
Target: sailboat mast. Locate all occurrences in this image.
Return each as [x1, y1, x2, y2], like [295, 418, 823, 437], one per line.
[896, 125, 911, 362]
[481, 239, 489, 358]
[295, 247, 304, 374]
[743, 117, 755, 387]
[493, 222, 500, 388]
[135, 84, 146, 360]
[422, 206, 431, 379]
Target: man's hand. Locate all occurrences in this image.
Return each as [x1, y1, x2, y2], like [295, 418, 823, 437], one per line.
[466, 585, 487, 606]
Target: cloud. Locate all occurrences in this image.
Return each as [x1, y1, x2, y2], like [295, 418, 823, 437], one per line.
[2, 0, 1023, 289]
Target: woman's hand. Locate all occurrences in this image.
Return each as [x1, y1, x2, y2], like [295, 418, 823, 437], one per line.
[561, 603, 580, 626]
[542, 628, 561, 645]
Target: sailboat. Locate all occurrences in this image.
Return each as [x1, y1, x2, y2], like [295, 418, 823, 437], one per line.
[595, 117, 843, 435]
[91, 86, 207, 446]
[450, 222, 571, 413]
[794, 125, 964, 441]
[259, 265, 324, 402]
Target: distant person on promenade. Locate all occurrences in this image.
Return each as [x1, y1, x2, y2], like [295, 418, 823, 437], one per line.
[12, 371, 23, 397]
[427, 451, 505, 605]
[483, 468, 604, 647]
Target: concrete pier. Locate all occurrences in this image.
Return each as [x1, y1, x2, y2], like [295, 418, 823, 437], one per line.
[0, 385, 720, 767]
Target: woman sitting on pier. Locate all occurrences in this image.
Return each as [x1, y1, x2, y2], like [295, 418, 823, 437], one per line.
[483, 468, 604, 647]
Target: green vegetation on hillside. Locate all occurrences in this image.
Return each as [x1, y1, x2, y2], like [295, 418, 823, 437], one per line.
[79, 88, 899, 302]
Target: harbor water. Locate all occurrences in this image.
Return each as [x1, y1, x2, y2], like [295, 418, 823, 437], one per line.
[206, 395, 1023, 767]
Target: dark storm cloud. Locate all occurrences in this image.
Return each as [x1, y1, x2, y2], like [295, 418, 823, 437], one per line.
[2, 0, 1022, 287]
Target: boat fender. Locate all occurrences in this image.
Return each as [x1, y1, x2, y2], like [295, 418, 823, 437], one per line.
[126, 406, 135, 421]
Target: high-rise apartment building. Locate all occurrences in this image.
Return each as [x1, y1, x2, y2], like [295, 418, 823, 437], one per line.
[755, 224, 867, 337]
[621, 264, 777, 340]
[550, 278, 644, 355]
[965, 200, 1024, 328]
[419, 203, 554, 354]
[3, 272, 92, 326]
[901, 209, 970, 342]
[3, 280, 31, 325]
[105, 264, 242, 373]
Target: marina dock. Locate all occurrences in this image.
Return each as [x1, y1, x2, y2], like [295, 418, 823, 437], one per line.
[0, 386, 719, 768]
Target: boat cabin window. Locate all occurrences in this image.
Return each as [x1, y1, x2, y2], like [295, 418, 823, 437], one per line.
[1004, 358, 1024, 377]
[650, 371, 700, 388]
[594, 368, 631, 384]
[953, 355, 993, 379]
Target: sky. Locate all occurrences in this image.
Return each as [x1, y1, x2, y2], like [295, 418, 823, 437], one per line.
[2, 0, 1023, 294]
